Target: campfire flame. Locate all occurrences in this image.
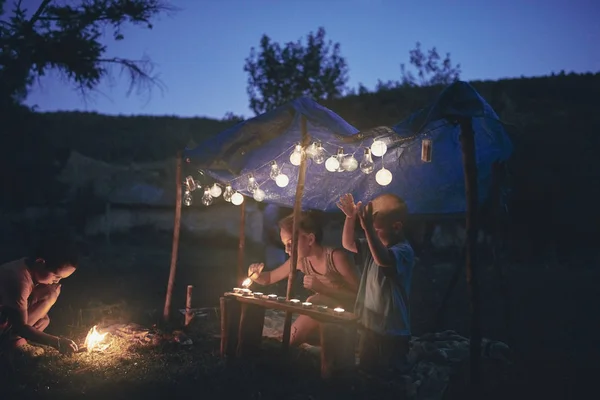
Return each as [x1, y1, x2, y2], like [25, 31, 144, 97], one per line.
[241, 278, 252, 288]
[84, 325, 110, 352]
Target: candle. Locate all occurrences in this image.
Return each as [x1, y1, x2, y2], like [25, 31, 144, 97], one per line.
[277, 296, 286, 302]
[233, 288, 242, 293]
[253, 292, 263, 298]
[290, 299, 300, 305]
[301, 302, 313, 309]
[333, 307, 345, 314]
[317, 305, 328, 312]
[267, 294, 277, 300]
[241, 288, 252, 296]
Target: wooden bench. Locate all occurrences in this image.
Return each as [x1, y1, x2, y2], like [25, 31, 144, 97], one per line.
[220, 292, 358, 378]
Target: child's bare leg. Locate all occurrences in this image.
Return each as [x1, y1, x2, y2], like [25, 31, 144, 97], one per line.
[290, 315, 320, 346]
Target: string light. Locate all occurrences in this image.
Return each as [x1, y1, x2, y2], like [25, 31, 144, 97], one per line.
[209, 183, 222, 197]
[359, 148, 374, 174]
[371, 139, 388, 157]
[289, 144, 302, 166]
[231, 192, 244, 205]
[201, 188, 213, 206]
[223, 184, 234, 202]
[183, 130, 434, 207]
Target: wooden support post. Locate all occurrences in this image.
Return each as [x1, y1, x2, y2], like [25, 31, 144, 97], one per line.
[236, 303, 266, 357]
[185, 285, 193, 327]
[163, 151, 183, 322]
[237, 200, 246, 284]
[220, 296, 241, 358]
[458, 117, 482, 388]
[282, 116, 311, 352]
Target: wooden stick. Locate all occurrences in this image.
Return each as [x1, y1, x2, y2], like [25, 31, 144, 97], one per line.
[458, 117, 482, 388]
[163, 151, 183, 322]
[282, 116, 311, 351]
[237, 200, 246, 283]
[185, 285, 194, 327]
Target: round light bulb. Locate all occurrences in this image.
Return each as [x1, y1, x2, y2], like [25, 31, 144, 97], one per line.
[231, 192, 244, 205]
[253, 188, 266, 202]
[275, 173, 289, 188]
[289, 145, 302, 166]
[201, 189, 213, 206]
[371, 140, 388, 157]
[342, 155, 358, 172]
[375, 168, 393, 186]
[325, 156, 340, 172]
[223, 185, 234, 202]
[209, 183, 222, 198]
[313, 147, 325, 164]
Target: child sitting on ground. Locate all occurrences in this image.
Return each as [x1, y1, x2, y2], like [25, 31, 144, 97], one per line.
[337, 193, 415, 374]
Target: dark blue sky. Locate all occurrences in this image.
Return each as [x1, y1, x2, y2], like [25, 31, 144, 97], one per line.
[23, 0, 600, 119]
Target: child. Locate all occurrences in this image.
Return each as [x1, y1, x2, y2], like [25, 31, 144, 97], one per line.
[0, 234, 79, 356]
[248, 211, 359, 346]
[337, 193, 415, 374]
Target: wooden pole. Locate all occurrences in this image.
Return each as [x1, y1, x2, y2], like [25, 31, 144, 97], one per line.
[282, 116, 311, 351]
[163, 151, 183, 322]
[237, 201, 247, 284]
[185, 285, 194, 327]
[458, 117, 482, 388]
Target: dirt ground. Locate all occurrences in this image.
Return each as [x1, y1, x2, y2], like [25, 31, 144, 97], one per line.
[0, 229, 597, 399]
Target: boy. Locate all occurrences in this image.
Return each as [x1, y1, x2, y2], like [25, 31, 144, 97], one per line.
[0, 234, 79, 356]
[337, 193, 414, 374]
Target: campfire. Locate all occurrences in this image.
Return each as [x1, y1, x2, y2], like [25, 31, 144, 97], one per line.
[83, 325, 110, 352]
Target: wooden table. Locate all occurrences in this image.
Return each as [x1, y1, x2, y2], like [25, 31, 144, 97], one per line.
[220, 292, 358, 378]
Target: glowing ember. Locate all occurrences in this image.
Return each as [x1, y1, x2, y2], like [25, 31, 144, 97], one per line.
[241, 278, 252, 288]
[83, 325, 110, 352]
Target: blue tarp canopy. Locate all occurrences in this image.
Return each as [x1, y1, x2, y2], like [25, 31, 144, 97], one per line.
[184, 82, 512, 215]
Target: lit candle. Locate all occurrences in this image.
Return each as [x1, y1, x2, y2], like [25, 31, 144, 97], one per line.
[317, 305, 328, 312]
[253, 292, 263, 298]
[333, 307, 345, 314]
[301, 302, 313, 309]
[241, 278, 252, 288]
[290, 299, 300, 305]
[233, 288, 242, 293]
[267, 294, 277, 300]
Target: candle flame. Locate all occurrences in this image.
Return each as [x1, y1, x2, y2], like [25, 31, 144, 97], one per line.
[84, 325, 110, 352]
[241, 278, 252, 288]
[333, 307, 345, 313]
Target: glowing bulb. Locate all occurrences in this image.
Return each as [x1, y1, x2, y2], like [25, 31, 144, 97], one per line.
[231, 192, 244, 205]
[336, 148, 345, 172]
[183, 191, 193, 206]
[360, 148, 374, 174]
[201, 188, 213, 206]
[185, 176, 198, 192]
[275, 173, 289, 188]
[342, 155, 358, 172]
[325, 156, 340, 172]
[253, 188, 266, 202]
[209, 183, 222, 198]
[306, 142, 318, 158]
[223, 184, 234, 202]
[371, 140, 387, 157]
[247, 174, 259, 193]
[269, 162, 280, 180]
[313, 143, 325, 164]
[375, 168, 393, 186]
[289, 144, 302, 166]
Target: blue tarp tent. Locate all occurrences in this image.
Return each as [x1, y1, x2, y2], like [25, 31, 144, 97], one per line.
[184, 82, 512, 215]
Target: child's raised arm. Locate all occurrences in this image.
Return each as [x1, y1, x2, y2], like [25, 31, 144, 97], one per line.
[337, 194, 360, 253]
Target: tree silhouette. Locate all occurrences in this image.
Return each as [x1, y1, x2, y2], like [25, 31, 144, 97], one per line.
[244, 27, 349, 115]
[0, 0, 173, 209]
[0, 0, 173, 108]
[400, 42, 461, 87]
